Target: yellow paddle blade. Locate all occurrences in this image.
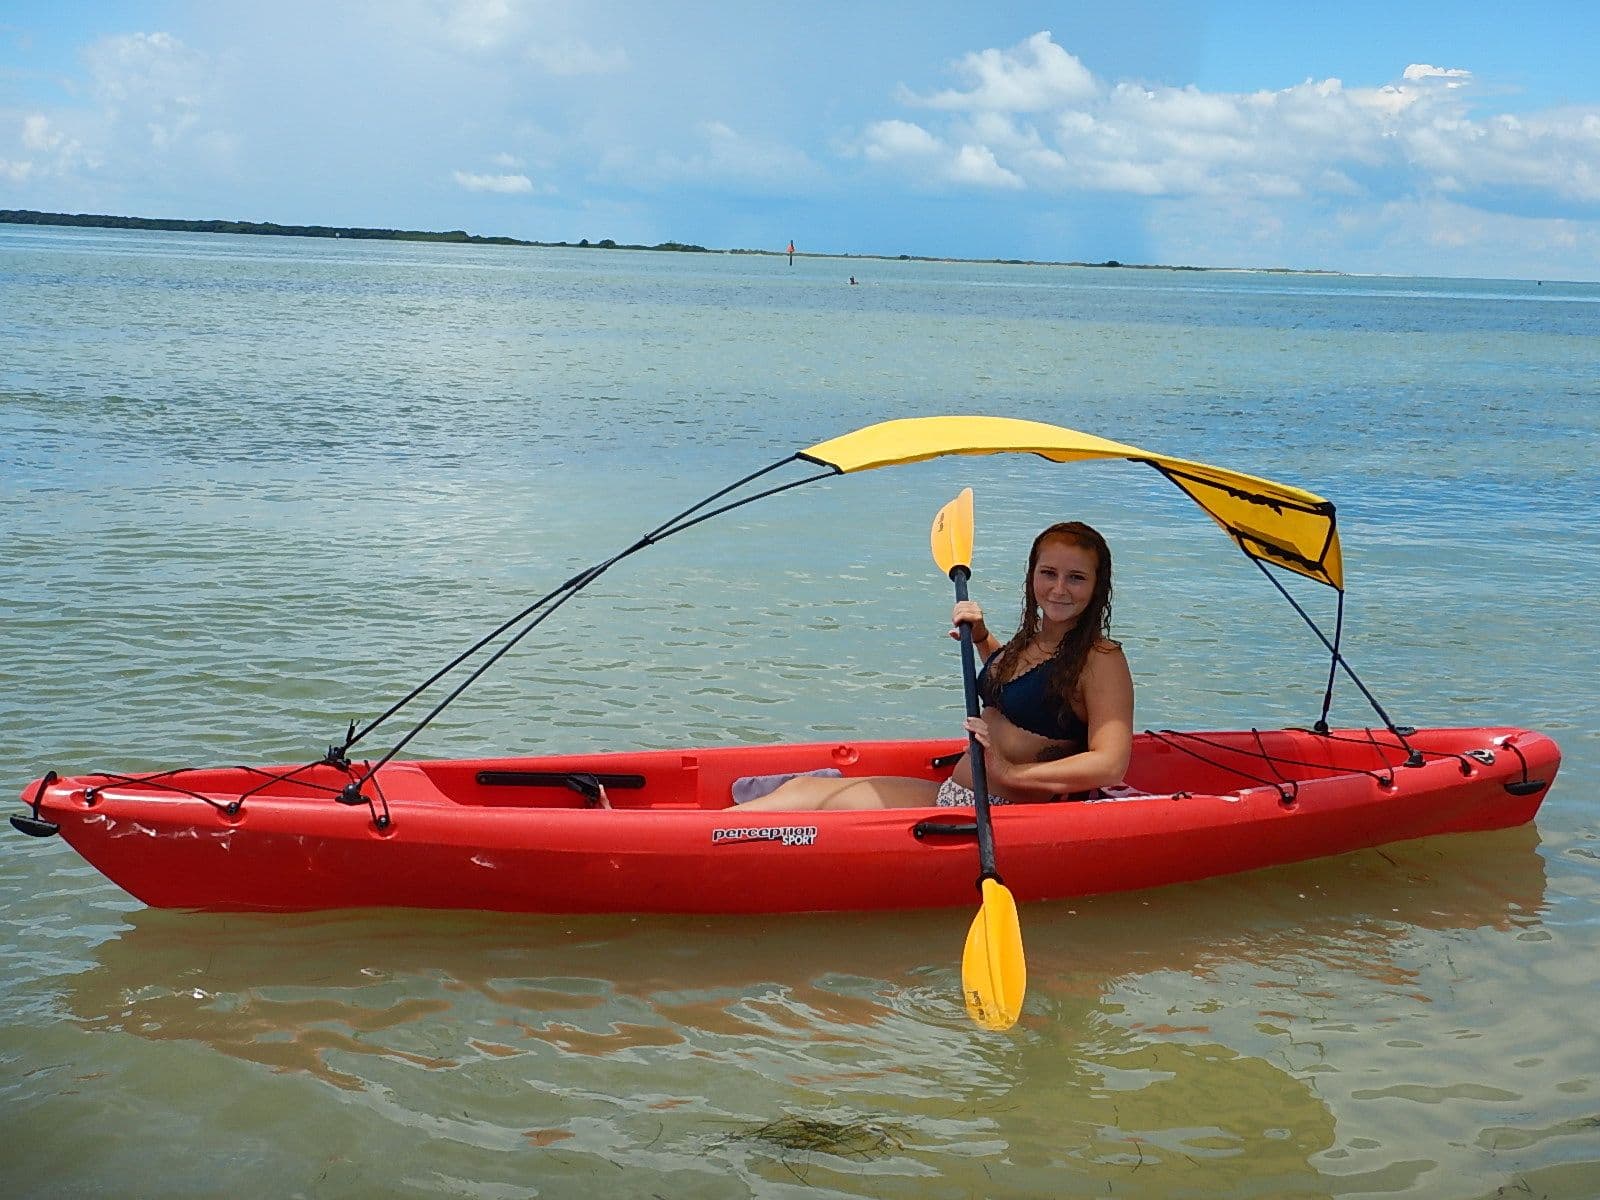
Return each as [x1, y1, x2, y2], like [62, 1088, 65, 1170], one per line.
[930, 487, 975, 577]
[962, 876, 1027, 1031]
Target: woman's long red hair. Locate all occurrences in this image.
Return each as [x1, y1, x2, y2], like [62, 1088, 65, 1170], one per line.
[979, 522, 1115, 733]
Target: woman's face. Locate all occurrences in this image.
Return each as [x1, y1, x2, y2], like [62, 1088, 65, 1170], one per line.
[1032, 538, 1098, 629]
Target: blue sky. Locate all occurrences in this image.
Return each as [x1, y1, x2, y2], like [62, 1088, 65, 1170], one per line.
[3, 1, 1599, 279]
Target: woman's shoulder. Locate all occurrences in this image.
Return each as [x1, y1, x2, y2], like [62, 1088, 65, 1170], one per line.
[1082, 637, 1131, 685]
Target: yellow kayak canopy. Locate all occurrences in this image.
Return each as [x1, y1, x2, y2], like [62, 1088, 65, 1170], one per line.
[336, 411, 1382, 786]
[800, 415, 1343, 590]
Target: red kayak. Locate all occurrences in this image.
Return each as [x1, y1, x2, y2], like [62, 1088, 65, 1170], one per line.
[13, 726, 1559, 914]
[8, 419, 1565, 925]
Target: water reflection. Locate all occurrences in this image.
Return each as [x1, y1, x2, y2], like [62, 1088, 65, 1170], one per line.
[45, 830, 1549, 1195]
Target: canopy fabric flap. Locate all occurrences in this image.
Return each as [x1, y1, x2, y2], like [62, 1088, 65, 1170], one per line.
[799, 415, 1343, 590]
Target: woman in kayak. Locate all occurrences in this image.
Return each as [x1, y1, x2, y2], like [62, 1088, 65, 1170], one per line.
[737, 521, 1134, 810]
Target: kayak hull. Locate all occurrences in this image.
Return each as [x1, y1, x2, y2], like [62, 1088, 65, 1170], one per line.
[15, 727, 1561, 914]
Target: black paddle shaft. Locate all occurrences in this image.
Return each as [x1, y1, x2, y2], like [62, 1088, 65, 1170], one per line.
[951, 568, 1001, 883]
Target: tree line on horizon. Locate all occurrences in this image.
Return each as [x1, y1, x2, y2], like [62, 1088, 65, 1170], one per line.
[0, 209, 709, 253]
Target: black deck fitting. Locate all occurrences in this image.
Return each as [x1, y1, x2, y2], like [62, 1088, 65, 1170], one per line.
[9, 813, 59, 837]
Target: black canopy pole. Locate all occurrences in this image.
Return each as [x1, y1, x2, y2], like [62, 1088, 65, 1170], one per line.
[346, 459, 839, 783]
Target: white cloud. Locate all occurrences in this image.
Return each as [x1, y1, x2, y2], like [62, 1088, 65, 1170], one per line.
[859, 118, 1023, 189]
[1404, 106, 1600, 203]
[948, 144, 1023, 188]
[1403, 64, 1472, 84]
[22, 114, 61, 151]
[422, 1, 627, 74]
[909, 30, 1096, 112]
[862, 119, 942, 160]
[862, 34, 1600, 213]
[0, 32, 231, 203]
[453, 170, 536, 193]
[83, 32, 218, 152]
[8, 111, 92, 180]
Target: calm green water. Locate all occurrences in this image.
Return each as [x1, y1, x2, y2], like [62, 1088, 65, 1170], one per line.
[2, 225, 1597, 1198]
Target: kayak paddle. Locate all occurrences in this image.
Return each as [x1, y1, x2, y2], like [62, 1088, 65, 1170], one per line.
[930, 488, 1026, 1031]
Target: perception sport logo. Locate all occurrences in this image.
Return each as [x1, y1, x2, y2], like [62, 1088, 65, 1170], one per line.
[711, 824, 819, 847]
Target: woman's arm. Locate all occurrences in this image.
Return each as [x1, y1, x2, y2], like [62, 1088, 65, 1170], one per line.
[972, 643, 1134, 797]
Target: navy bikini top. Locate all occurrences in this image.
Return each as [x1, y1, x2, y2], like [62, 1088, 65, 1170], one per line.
[977, 651, 1089, 743]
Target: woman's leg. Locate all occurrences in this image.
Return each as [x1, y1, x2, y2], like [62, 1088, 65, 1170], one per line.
[734, 775, 940, 811]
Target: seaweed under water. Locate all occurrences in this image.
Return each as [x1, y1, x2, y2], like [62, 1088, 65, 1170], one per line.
[730, 1114, 909, 1159]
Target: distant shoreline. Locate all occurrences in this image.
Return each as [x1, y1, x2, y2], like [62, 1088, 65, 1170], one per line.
[1, 207, 1337, 275]
[0, 208, 714, 255]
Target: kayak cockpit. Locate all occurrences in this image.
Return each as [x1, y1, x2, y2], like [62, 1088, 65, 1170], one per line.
[408, 739, 960, 811]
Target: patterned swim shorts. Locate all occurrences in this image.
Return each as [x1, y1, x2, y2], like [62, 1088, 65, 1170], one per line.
[934, 778, 1013, 808]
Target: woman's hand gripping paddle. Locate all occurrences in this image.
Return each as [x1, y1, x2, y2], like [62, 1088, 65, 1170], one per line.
[930, 488, 1026, 1031]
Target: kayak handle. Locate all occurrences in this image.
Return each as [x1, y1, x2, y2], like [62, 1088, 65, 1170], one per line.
[10, 813, 59, 838]
[913, 820, 978, 840]
[10, 772, 60, 838]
